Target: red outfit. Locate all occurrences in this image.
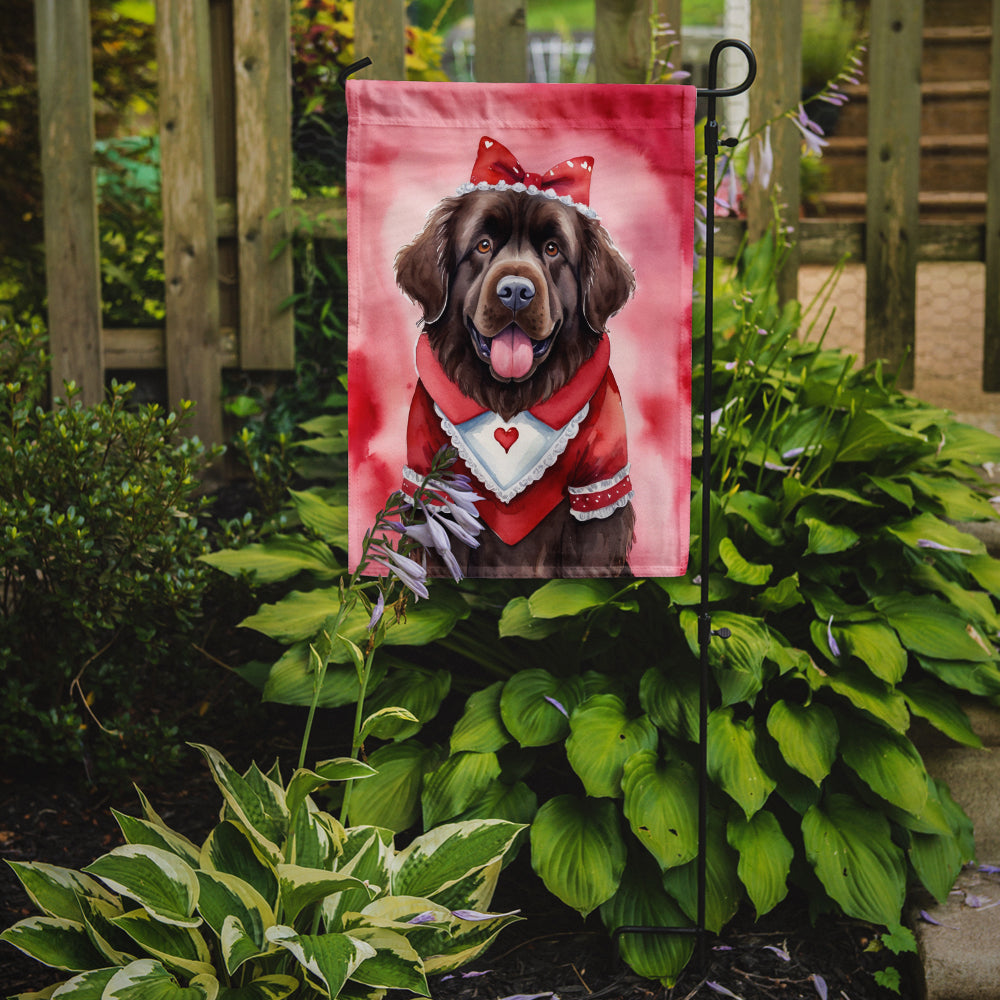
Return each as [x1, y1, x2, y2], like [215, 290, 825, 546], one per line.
[403, 336, 633, 545]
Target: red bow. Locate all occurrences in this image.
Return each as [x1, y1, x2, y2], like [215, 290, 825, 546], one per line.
[469, 136, 594, 208]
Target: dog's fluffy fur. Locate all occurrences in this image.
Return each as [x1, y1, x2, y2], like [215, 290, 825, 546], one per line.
[395, 189, 637, 576]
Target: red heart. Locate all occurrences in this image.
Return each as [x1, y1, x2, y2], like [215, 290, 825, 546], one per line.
[494, 426, 519, 453]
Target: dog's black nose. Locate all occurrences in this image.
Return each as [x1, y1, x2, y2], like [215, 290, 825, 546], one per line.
[497, 275, 535, 312]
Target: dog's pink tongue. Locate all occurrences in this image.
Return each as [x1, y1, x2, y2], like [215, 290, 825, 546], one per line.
[491, 326, 534, 380]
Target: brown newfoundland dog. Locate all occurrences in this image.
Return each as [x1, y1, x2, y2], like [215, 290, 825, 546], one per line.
[395, 137, 637, 578]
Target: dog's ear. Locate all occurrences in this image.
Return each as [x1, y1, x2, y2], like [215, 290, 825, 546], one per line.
[581, 220, 636, 335]
[394, 200, 457, 324]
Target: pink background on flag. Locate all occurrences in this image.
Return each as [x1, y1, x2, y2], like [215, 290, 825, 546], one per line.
[347, 80, 695, 577]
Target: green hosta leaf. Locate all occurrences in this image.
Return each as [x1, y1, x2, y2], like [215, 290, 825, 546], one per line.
[707, 708, 776, 818]
[191, 746, 287, 863]
[755, 573, 804, 614]
[718, 537, 772, 585]
[288, 488, 349, 547]
[724, 490, 784, 545]
[347, 740, 442, 832]
[103, 959, 218, 999]
[839, 718, 929, 816]
[680, 610, 770, 706]
[527, 579, 617, 617]
[874, 594, 995, 662]
[362, 667, 451, 740]
[906, 472, 998, 522]
[967, 553, 1000, 597]
[765, 700, 838, 786]
[935, 421, 1000, 464]
[835, 621, 907, 684]
[0, 916, 107, 971]
[530, 795, 626, 917]
[200, 822, 278, 910]
[195, 871, 273, 974]
[285, 759, 376, 822]
[599, 854, 694, 987]
[277, 865, 374, 925]
[901, 680, 982, 748]
[5, 862, 118, 922]
[835, 410, 927, 463]
[655, 573, 737, 606]
[112, 812, 201, 868]
[200, 535, 340, 583]
[453, 779, 538, 827]
[727, 811, 793, 917]
[83, 846, 200, 928]
[866, 474, 914, 509]
[345, 926, 428, 994]
[885, 512, 985, 556]
[359, 706, 421, 742]
[909, 827, 965, 905]
[216, 975, 299, 1000]
[661, 810, 741, 933]
[639, 664, 699, 742]
[497, 596, 564, 639]
[621, 751, 698, 871]
[111, 908, 214, 978]
[499, 670, 584, 747]
[260, 643, 387, 709]
[802, 793, 906, 926]
[803, 517, 859, 556]
[421, 751, 502, 828]
[565, 695, 658, 798]
[450, 682, 510, 754]
[808, 660, 910, 732]
[911, 562, 1000, 633]
[265, 926, 375, 997]
[916, 655, 1000, 697]
[393, 820, 524, 900]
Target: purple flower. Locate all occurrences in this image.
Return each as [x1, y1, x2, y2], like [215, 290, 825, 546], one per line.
[369, 543, 429, 600]
[791, 104, 829, 156]
[706, 983, 742, 999]
[917, 538, 973, 554]
[827, 616, 841, 658]
[451, 908, 520, 921]
[747, 125, 774, 191]
[407, 911, 438, 925]
[367, 590, 385, 631]
[544, 695, 569, 718]
[812, 974, 828, 1000]
[763, 944, 790, 961]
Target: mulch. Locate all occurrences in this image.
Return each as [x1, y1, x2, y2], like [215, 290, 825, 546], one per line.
[1, 742, 913, 1000]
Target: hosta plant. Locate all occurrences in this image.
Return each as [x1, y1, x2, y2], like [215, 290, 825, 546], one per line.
[1, 744, 523, 999]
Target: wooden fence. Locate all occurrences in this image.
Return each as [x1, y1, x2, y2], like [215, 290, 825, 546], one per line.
[33, 0, 1000, 445]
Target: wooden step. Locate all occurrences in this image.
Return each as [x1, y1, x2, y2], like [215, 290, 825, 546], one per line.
[812, 190, 987, 222]
[922, 25, 992, 83]
[921, 0, 991, 28]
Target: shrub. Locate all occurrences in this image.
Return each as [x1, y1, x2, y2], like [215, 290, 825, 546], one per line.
[212, 233, 1000, 985]
[0, 317, 220, 784]
[1, 743, 524, 998]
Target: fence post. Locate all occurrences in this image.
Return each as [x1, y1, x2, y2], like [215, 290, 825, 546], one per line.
[594, 0, 652, 84]
[983, 0, 1000, 390]
[233, 0, 294, 370]
[864, 0, 923, 389]
[34, 0, 104, 405]
[474, 0, 526, 82]
[157, 0, 223, 445]
[355, 0, 406, 80]
[746, 0, 801, 305]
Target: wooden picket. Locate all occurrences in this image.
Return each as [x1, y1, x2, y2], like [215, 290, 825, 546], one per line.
[30, 0, 1000, 447]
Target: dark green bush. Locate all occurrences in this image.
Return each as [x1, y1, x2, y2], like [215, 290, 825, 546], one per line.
[0, 316, 220, 784]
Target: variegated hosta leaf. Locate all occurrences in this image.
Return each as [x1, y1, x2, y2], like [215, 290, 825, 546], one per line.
[112, 810, 201, 868]
[102, 958, 218, 999]
[499, 670, 585, 747]
[450, 682, 511, 754]
[727, 810, 793, 917]
[420, 751, 502, 829]
[0, 916, 107, 972]
[838, 718, 929, 817]
[565, 695, 658, 799]
[529, 795, 626, 917]
[802, 793, 906, 926]
[277, 865, 376, 925]
[195, 871, 274, 974]
[621, 751, 699, 871]
[424, 859, 501, 916]
[707, 707, 776, 819]
[599, 854, 694, 987]
[765, 700, 838, 786]
[285, 760, 375, 823]
[344, 926, 429, 995]
[661, 810, 742, 934]
[77, 894, 136, 966]
[323, 829, 393, 931]
[200, 822, 278, 910]
[288, 801, 343, 870]
[110, 908, 214, 978]
[347, 740, 442, 832]
[83, 846, 200, 928]
[391, 820, 524, 901]
[214, 975, 299, 1000]
[265, 925, 376, 998]
[421, 906, 523, 975]
[190, 745, 287, 863]
[46, 966, 118, 997]
[362, 667, 451, 741]
[4, 862, 118, 922]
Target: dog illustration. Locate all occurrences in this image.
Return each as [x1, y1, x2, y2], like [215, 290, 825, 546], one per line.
[394, 136, 636, 577]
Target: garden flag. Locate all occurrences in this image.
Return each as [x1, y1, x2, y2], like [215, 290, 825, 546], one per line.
[347, 80, 695, 578]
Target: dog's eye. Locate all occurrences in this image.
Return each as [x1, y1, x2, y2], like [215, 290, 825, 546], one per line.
[543, 240, 560, 258]
[476, 238, 492, 254]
